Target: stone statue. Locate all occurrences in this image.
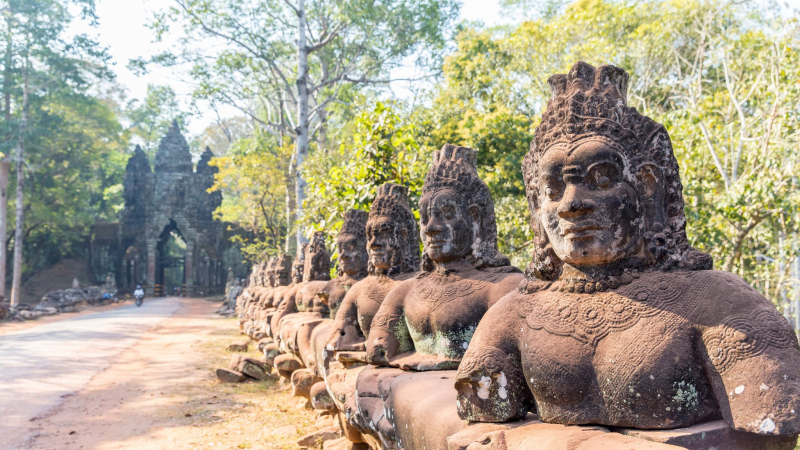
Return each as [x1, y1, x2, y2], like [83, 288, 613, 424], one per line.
[72, 277, 80, 289]
[227, 278, 241, 308]
[454, 62, 800, 441]
[318, 209, 369, 317]
[326, 183, 421, 353]
[366, 144, 524, 372]
[267, 244, 311, 337]
[278, 210, 370, 404]
[295, 231, 332, 313]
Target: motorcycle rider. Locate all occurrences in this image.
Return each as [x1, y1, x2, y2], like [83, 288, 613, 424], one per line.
[133, 285, 145, 306]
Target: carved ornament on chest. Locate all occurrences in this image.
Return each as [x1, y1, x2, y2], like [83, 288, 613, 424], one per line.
[412, 270, 499, 310]
[518, 272, 712, 347]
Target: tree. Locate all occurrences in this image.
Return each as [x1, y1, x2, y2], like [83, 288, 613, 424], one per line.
[302, 102, 426, 255]
[209, 130, 293, 259]
[137, 0, 459, 248]
[126, 84, 189, 159]
[1, 0, 118, 304]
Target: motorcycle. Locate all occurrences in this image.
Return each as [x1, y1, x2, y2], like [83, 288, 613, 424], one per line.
[135, 292, 144, 307]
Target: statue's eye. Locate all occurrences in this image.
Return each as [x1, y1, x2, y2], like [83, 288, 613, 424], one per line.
[541, 176, 564, 200]
[440, 206, 455, 220]
[587, 163, 620, 190]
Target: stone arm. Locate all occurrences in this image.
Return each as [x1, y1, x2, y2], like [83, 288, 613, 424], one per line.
[487, 271, 525, 308]
[261, 289, 276, 309]
[269, 285, 300, 338]
[366, 281, 414, 366]
[455, 292, 534, 422]
[325, 282, 366, 352]
[696, 272, 800, 436]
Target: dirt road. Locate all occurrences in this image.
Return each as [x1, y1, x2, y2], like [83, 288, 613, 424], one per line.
[1, 297, 316, 450]
[1, 297, 184, 449]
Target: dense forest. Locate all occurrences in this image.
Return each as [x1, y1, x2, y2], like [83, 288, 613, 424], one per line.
[2, 0, 799, 316]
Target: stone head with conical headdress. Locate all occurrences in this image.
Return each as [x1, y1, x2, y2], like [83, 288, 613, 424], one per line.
[522, 61, 711, 281]
[337, 209, 369, 278]
[366, 183, 420, 276]
[420, 144, 511, 272]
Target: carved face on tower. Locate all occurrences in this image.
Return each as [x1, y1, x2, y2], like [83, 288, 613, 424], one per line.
[523, 62, 712, 279]
[337, 209, 369, 277]
[419, 144, 507, 270]
[366, 183, 420, 276]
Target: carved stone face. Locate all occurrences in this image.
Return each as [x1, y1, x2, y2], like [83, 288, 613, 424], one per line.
[367, 216, 404, 271]
[292, 261, 304, 284]
[537, 139, 641, 266]
[276, 264, 291, 286]
[338, 233, 367, 276]
[420, 189, 473, 264]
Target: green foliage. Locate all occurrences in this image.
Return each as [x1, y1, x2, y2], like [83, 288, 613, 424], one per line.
[302, 102, 426, 249]
[126, 84, 190, 159]
[209, 131, 293, 260]
[1, 0, 127, 278]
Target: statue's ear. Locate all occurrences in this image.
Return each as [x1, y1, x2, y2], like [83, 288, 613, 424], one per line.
[636, 162, 667, 259]
[636, 163, 663, 200]
[468, 204, 482, 237]
[468, 204, 481, 223]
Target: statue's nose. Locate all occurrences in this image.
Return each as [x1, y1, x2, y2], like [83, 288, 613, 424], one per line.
[557, 185, 593, 218]
[425, 218, 445, 236]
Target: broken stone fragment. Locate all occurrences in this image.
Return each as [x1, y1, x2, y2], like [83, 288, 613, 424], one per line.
[274, 353, 303, 379]
[239, 358, 270, 381]
[322, 437, 370, 450]
[291, 369, 319, 399]
[257, 337, 273, 353]
[225, 340, 249, 352]
[215, 368, 246, 383]
[228, 354, 245, 371]
[311, 381, 335, 411]
[296, 425, 341, 448]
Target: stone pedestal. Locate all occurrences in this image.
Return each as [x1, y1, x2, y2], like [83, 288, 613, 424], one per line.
[617, 420, 798, 450]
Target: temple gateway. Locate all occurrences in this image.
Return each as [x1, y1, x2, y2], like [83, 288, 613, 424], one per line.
[91, 121, 239, 296]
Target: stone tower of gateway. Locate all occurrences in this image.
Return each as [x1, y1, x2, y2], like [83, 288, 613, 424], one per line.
[90, 121, 231, 296]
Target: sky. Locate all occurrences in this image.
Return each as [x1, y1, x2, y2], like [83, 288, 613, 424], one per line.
[71, 0, 510, 137]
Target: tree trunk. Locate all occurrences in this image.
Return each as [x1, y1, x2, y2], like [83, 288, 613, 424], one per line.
[280, 94, 293, 255]
[10, 61, 26, 307]
[0, 160, 9, 298]
[2, 11, 13, 298]
[294, 0, 309, 248]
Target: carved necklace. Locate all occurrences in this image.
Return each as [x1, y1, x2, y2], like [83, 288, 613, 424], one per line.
[520, 267, 640, 294]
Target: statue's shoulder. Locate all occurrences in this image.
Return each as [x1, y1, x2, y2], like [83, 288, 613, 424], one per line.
[671, 269, 776, 326]
[486, 280, 540, 314]
[483, 265, 523, 275]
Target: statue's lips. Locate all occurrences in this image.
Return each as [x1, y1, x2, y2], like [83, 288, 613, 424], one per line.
[427, 240, 449, 248]
[561, 223, 603, 239]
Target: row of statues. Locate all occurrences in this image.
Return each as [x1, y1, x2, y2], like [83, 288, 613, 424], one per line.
[234, 62, 800, 450]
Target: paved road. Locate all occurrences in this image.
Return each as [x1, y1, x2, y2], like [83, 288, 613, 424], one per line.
[0, 297, 183, 450]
